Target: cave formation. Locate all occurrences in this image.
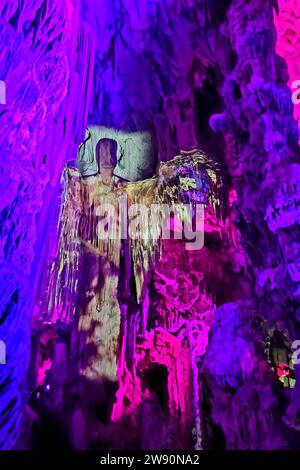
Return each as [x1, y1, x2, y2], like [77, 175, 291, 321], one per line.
[1, 0, 300, 452]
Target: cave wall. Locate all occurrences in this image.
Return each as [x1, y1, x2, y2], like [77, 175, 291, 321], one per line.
[81, 0, 232, 161]
[274, 0, 300, 131]
[76, 0, 300, 449]
[204, 0, 300, 448]
[1, 0, 300, 450]
[0, 0, 94, 449]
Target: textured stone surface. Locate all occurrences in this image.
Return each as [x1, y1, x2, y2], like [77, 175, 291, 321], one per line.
[0, 0, 94, 449]
[275, 0, 300, 129]
[2, 0, 300, 451]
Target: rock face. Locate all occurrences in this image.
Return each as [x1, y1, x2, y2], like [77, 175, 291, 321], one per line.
[1, 0, 300, 450]
[0, 0, 94, 449]
[274, 0, 300, 131]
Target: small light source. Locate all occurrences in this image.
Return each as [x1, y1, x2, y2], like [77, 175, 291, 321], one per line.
[0, 81, 6, 105]
[277, 363, 290, 377]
